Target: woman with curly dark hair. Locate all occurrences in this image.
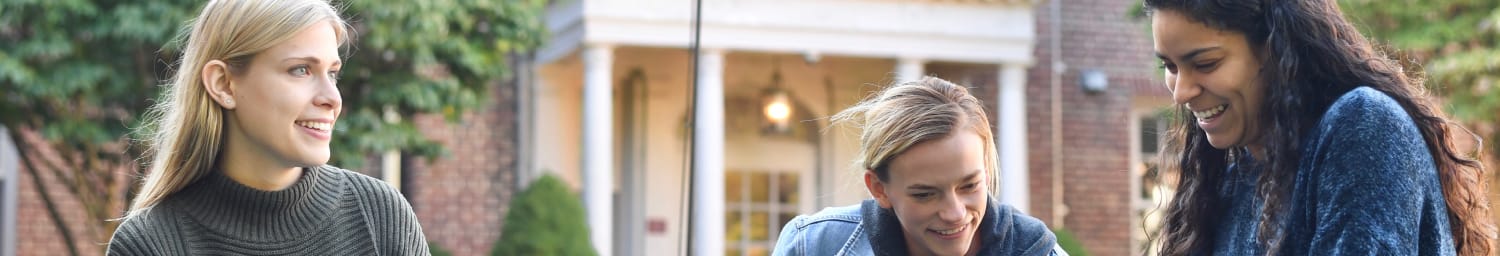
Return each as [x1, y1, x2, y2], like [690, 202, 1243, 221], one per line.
[1147, 0, 1494, 255]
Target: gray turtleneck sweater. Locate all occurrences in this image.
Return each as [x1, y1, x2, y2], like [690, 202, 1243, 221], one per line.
[107, 165, 429, 255]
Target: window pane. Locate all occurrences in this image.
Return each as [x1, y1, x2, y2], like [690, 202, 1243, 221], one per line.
[726, 211, 743, 242]
[727, 171, 744, 202]
[1140, 116, 1160, 153]
[750, 172, 770, 203]
[747, 246, 769, 256]
[750, 211, 770, 241]
[778, 173, 799, 204]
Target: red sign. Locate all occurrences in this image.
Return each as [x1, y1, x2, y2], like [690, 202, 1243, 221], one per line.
[648, 218, 667, 235]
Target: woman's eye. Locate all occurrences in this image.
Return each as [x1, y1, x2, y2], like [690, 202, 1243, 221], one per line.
[961, 182, 978, 191]
[911, 192, 934, 199]
[289, 66, 310, 77]
[1160, 62, 1178, 74]
[328, 70, 340, 81]
[1195, 61, 1218, 72]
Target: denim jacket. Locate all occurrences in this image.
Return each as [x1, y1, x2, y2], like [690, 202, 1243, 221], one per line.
[772, 196, 1065, 256]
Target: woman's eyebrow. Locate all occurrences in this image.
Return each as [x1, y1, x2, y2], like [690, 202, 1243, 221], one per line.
[1156, 46, 1222, 62]
[281, 56, 342, 66]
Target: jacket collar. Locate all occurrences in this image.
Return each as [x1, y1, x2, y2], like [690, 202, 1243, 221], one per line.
[854, 196, 1012, 255]
[848, 195, 1061, 256]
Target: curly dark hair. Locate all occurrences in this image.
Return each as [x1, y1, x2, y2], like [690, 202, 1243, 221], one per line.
[1144, 0, 1495, 255]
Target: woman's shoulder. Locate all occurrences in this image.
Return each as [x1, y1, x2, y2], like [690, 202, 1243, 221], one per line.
[793, 203, 864, 227]
[994, 203, 1053, 238]
[313, 165, 413, 208]
[778, 203, 863, 240]
[306, 166, 429, 254]
[1298, 86, 1435, 197]
[113, 200, 190, 235]
[985, 203, 1060, 256]
[1309, 86, 1425, 152]
[109, 208, 187, 254]
[316, 165, 395, 191]
[1320, 86, 1414, 131]
[773, 203, 865, 255]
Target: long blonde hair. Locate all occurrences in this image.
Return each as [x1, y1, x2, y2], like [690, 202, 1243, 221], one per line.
[128, 0, 351, 218]
[832, 76, 999, 191]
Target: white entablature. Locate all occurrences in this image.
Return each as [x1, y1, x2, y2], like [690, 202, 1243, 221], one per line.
[541, 0, 1036, 65]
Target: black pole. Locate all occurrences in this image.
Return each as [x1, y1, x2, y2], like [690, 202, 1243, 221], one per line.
[682, 0, 704, 254]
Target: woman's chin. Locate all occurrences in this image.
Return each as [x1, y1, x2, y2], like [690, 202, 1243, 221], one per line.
[1204, 135, 1236, 150]
[291, 151, 331, 167]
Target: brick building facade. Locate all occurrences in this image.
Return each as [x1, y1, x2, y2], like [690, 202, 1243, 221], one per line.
[12, 128, 110, 256]
[1026, 0, 1169, 255]
[401, 79, 521, 255]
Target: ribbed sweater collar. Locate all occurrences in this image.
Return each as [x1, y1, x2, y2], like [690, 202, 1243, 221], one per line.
[170, 165, 346, 242]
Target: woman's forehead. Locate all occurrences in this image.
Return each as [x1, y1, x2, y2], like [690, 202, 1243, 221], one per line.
[258, 24, 342, 64]
[1153, 12, 1248, 61]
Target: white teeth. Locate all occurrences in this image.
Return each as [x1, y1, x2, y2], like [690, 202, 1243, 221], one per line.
[295, 121, 333, 131]
[1193, 105, 1227, 120]
[935, 226, 963, 235]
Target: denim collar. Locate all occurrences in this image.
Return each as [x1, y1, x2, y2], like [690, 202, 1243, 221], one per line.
[857, 196, 1012, 255]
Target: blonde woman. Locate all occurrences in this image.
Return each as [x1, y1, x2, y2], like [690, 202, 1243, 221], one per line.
[106, 0, 428, 255]
[773, 77, 1063, 256]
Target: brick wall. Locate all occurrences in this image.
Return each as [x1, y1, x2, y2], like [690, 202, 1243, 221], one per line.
[17, 169, 102, 256]
[1028, 0, 1165, 255]
[406, 79, 520, 256]
[14, 129, 109, 256]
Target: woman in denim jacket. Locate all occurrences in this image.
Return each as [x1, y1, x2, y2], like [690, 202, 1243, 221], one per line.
[772, 77, 1064, 256]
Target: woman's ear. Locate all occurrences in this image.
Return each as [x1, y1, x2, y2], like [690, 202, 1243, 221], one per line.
[864, 170, 892, 209]
[202, 60, 237, 109]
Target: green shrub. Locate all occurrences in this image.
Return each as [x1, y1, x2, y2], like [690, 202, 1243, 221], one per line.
[429, 242, 453, 256]
[1054, 228, 1089, 256]
[491, 174, 597, 256]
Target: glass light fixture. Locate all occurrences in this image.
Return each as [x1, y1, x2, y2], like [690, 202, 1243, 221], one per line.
[763, 67, 792, 134]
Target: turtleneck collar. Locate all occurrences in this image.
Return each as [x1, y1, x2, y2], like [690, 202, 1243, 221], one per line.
[168, 165, 348, 242]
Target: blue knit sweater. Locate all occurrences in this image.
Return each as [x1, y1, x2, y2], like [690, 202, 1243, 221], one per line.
[1211, 87, 1454, 255]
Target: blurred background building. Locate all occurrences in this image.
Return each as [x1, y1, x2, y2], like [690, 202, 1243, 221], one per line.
[513, 0, 1164, 255]
[9, 0, 1500, 256]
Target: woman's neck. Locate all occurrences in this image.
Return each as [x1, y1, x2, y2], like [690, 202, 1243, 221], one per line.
[219, 127, 304, 191]
[1247, 144, 1266, 160]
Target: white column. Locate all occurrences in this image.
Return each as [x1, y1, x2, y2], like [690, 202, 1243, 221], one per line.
[0, 125, 17, 256]
[895, 57, 926, 82]
[692, 48, 727, 256]
[998, 63, 1030, 213]
[381, 106, 402, 190]
[582, 44, 615, 256]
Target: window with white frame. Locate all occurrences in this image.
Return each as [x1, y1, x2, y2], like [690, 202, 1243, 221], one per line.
[1133, 111, 1172, 255]
[725, 169, 800, 256]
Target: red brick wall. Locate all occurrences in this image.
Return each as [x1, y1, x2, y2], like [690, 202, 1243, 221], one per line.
[14, 129, 108, 256]
[17, 171, 104, 256]
[406, 80, 519, 256]
[1028, 0, 1165, 255]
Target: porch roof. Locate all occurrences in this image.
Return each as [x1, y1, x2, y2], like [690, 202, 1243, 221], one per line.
[540, 0, 1037, 65]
